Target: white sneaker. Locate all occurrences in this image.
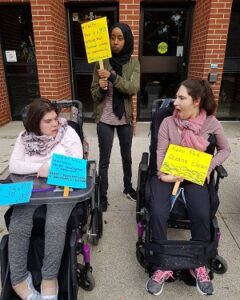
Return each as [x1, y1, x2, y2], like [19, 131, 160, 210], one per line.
[25, 272, 41, 300]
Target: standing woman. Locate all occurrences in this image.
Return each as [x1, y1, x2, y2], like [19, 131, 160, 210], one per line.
[8, 98, 83, 300]
[91, 22, 140, 211]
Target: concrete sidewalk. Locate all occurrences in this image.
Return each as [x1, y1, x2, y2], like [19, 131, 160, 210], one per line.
[0, 121, 240, 300]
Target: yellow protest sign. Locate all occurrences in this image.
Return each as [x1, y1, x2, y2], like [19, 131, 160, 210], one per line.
[81, 17, 112, 64]
[160, 144, 213, 186]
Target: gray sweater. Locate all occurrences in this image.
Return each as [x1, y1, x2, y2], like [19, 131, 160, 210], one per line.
[157, 115, 231, 178]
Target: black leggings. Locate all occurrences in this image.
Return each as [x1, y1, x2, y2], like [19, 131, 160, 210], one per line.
[97, 122, 133, 196]
[149, 175, 211, 242]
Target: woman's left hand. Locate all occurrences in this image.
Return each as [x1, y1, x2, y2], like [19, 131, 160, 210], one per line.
[37, 162, 49, 178]
[206, 171, 211, 184]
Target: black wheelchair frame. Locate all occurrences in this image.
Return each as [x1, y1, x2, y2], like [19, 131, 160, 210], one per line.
[136, 98, 228, 283]
[0, 100, 103, 300]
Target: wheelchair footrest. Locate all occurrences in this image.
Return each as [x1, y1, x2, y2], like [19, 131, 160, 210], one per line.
[145, 240, 217, 271]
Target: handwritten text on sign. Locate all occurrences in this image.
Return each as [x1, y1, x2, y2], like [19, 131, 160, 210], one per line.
[47, 154, 87, 189]
[160, 144, 213, 185]
[81, 17, 112, 63]
[0, 181, 33, 206]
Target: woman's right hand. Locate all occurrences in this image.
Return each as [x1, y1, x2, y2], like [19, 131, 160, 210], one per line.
[99, 78, 108, 90]
[37, 162, 49, 178]
[161, 174, 184, 183]
[97, 69, 110, 79]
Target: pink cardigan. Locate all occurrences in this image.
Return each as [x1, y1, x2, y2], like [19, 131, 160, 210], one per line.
[157, 115, 231, 178]
[9, 126, 83, 175]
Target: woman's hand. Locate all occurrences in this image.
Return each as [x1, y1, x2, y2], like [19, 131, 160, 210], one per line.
[99, 78, 108, 90]
[37, 162, 49, 178]
[206, 171, 211, 184]
[161, 174, 184, 183]
[97, 69, 110, 79]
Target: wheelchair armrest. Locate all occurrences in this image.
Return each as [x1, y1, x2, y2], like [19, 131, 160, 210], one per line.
[140, 152, 149, 173]
[137, 152, 149, 192]
[0, 235, 8, 252]
[215, 165, 228, 178]
[0, 235, 9, 267]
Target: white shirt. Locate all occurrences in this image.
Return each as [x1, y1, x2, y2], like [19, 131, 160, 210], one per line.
[9, 126, 83, 175]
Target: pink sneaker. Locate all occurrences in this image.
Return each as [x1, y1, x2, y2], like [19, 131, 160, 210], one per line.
[190, 266, 214, 295]
[146, 269, 174, 296]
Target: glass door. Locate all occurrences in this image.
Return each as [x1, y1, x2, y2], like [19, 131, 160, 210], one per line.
[138, 4, 194, 120]
[67, 5, 118, 120]
[0, 4, 40, 120]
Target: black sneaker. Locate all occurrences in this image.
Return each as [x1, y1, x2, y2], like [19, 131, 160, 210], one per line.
[101, 196, 109, 212]
[123, 187, 137, 201]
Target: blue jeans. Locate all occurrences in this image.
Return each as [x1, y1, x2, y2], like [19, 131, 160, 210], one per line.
[97, 122, 133, 197]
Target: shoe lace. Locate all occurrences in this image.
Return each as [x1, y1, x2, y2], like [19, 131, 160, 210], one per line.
[152, 270, 174, 283]
[195, 266, 210, 283]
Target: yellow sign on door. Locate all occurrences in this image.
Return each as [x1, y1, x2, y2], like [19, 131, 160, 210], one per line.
[160, 144, 213, 185]
[158, 42, 168, 54]
[81, 17, 112, 63]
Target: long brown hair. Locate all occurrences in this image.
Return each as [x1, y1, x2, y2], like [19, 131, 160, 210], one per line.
[180, 79, 217, 115]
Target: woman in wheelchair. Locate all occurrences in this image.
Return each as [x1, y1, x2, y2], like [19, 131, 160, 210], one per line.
[8, 98, 83, 300]
[146, 79, 231, 296]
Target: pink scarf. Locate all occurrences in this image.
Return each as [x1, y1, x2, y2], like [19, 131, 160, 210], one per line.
[173, 109, 209, 151]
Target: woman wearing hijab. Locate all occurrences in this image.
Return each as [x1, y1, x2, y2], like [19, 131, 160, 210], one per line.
[91, 22, 140, 211]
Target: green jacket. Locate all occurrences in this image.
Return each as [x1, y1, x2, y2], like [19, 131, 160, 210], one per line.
[90, 57, 140, 123]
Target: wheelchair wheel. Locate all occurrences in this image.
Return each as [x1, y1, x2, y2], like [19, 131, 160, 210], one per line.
[91, 206, 103, 246]
[212, 255, 228, 274]
[77, 264, 95, 291]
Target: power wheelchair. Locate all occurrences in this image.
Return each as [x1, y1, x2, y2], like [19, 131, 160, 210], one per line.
[136, 98, 228, 286]
[0, 100, 103, 300]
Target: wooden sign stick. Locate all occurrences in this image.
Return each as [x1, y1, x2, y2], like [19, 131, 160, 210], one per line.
[63, 186, 70, 197]
[99, 60, 104, 69]
[172, 180, 181, 196]
[99, 60, 107, 90]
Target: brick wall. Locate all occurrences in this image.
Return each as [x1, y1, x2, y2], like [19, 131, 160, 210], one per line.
[31, 0, 71, 100]
[0, 53, 11, 126]
[119, 0, 140, 133]
[188, 0, 233, 103]
[0, 0, 234, 126]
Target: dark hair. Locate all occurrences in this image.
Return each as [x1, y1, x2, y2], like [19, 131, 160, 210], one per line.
[24, 98, 58, 135]
[180, 79, 217, 115]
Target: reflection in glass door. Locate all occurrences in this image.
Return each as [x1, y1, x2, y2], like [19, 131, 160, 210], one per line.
[68, 6, 117, 120]
[218, 3, 240, 120]
[0, 4, 40, 120]
[138, 5, 193, 120]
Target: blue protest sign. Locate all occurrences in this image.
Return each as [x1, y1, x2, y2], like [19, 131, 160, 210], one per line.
[0, 181, 33, 206]
[47, 154, 87, 189]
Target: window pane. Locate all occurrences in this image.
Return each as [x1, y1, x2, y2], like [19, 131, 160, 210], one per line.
[218, 73, 240, 119]
[225, 7, 240, 57]
[143, 10, 186, 56]
[138, 73, 180, 119]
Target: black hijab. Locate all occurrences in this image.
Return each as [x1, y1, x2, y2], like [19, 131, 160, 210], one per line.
[109, 23, 134, 119]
